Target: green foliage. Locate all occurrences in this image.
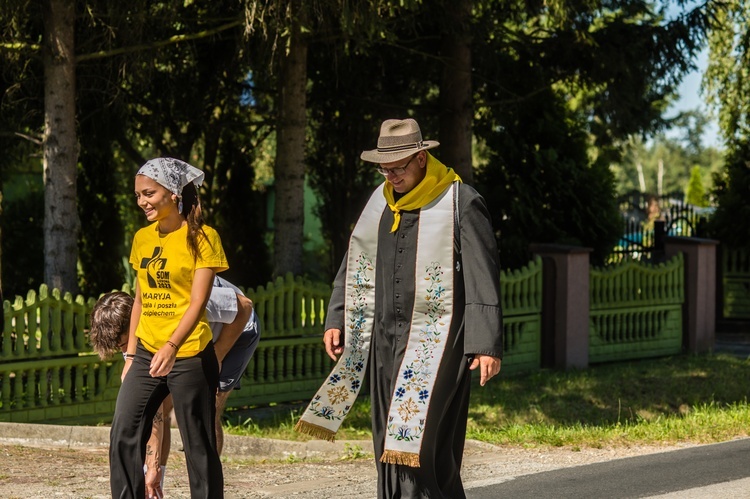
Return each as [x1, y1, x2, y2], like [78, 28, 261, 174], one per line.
[75, 106, 128, 296]
[704, 1, 750, 249]
[340, 443, 370, 460]
[466, 353, 750, 447]
[610, 110, 724, 199]
[210, 130, 272, 287]
[470, 0, 712, 266]
[306, 3, 440, 277]
[477, 0, 712, 147]
[705, 0, 750, 147]
[468, 401, 750, 447]
[305, 0, 712, 270]
[708, 139, 750, 248]
[105, 0, 273, 286]
[225, 354, 750, 449]
[0, 189, 43, 298]
[0, 0, 723, 285]
[685, 165, 708, 207]
[474, 86, 622, 267]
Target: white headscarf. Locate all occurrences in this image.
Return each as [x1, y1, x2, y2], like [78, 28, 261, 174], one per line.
[136, 157, 204, 196]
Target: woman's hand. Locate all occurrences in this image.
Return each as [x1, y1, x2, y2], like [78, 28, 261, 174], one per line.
[121, 358, 133, 382]
[149, 344, 177, 377]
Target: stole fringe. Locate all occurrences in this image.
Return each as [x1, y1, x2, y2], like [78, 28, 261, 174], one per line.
[380, 449, 421, 468]
[294, 419, 337, 442]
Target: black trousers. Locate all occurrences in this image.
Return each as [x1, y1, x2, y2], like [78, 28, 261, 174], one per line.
[109, 341, 223, 498]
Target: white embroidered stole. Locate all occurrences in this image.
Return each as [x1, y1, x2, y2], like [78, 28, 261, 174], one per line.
[294, 186, 385, 440]
[380, 184, 454, 467]
[296, 183, 455, 469]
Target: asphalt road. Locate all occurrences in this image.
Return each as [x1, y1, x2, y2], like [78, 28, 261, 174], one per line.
[467, 438, 750, 498]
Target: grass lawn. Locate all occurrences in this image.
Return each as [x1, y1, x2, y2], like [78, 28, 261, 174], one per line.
[224, 353, 750, 449]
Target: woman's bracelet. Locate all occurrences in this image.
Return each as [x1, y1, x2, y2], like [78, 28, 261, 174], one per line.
[122, 352, 135, 361]
[166, 340, 179, 351]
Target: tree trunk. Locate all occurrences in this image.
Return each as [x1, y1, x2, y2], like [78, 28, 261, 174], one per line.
[273, 9, 308, 278]
[439, 0, 474, 184]
[42, 0, 80, 293]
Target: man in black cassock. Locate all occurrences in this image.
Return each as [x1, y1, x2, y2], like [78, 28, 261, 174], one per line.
[321, 118, 503, 499]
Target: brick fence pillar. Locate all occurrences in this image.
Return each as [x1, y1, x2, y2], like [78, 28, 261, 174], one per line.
[530, 244, 592, 369]
[664, 236, 719, 354]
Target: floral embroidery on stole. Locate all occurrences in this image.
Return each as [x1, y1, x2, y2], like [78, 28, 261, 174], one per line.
[296, 183, 455, 468]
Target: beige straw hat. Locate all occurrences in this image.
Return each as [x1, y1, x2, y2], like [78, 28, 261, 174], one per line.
[360, 118, 440, 163]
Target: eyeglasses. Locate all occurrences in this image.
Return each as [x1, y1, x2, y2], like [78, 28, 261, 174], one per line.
[375, 155, 416, 177]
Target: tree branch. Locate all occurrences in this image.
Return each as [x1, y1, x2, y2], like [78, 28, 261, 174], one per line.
[0, 131, 43, 145]
[1, 19, 244, 61]
[76, 19, 244, 62]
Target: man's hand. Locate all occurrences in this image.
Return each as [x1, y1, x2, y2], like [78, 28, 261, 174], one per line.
[469, 354, 501, 386]
[323, 328, 344, 361]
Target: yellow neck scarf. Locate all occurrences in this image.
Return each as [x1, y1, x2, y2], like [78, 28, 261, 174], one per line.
[383, 152, 462, 232]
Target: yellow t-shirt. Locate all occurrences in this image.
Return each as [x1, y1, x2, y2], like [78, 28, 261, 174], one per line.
[129, 222, 229, 357]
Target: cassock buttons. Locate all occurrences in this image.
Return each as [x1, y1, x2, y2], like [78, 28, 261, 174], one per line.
[398, 248, 404, 253]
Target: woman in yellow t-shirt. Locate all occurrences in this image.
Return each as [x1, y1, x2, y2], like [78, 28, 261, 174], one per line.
[110, 157, 228, 499]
